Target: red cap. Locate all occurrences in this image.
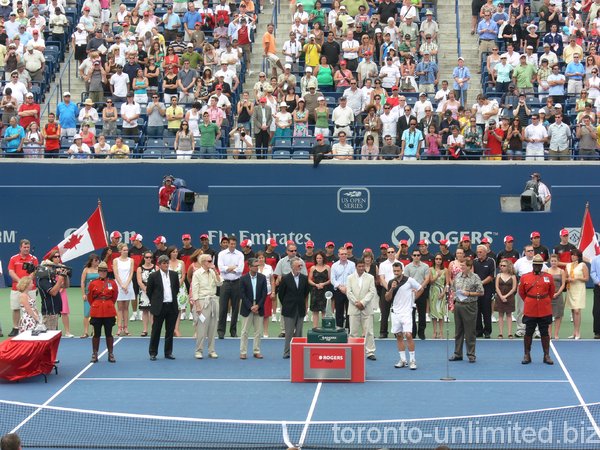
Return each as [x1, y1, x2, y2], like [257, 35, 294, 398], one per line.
[143, 10, 149, 15]
[268, 238, 278, 247]
[418, 239, 428, 246]
[339, 59, 346, 65]
[83, 6, 90, 10]
[305, 240, 315, 248]
[325, 241, 335, 247]
[392, 86, 399, 90]
[439, 239, 449, 246]
[130, 233, 143, 242]
[344, 242, 353, 249]
[530, 231, 541, 239]
[560, 228, 569, 236]
[122, 22, 129, 26]
[316, 133, 324, 140]
[363, 248, 372, 254]
[259, 97, 267, 103]
[241, 239, 253, 248]
[215, 84, 223, 89]
[400, 240, 408, 246]
[364, 50, 372, 56]
[380, 243, 389, 249]
[200, 233, 209, 239]
[461, 235, 471, 242]
[153, 235, 166, 244]
[220, 236, 229, 242]
[110, 231, 121, 239]
[481, 237, 490, 244]
[286, 240, 294, 245]
[504, 235, 514, 243]
[182, 234, 191, 240]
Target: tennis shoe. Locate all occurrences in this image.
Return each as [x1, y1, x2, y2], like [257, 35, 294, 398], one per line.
[194, 352, 203, 359]
[129, 313, 137, 321]
[227, 314, 231, 322]
[188, 312, 194, 321]
[271, 315, 277, 322]
[409, 360, 417, 370]
[394, 360, 407, 368]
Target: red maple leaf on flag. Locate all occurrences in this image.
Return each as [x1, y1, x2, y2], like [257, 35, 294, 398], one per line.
[63, 233, 83, 250]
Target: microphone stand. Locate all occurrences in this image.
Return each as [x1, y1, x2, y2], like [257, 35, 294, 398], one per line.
[440, 289, 455, 381]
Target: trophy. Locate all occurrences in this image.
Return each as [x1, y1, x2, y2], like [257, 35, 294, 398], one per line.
[321, 291, 336, 330]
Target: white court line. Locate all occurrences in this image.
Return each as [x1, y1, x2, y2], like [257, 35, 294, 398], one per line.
[297, 382, 322, 448]
[551, 341, 600, 440]
[77, 377, 568, 383]
[10, 337, 123, 434]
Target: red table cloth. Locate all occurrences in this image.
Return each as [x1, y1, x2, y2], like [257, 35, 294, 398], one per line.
[0, 330, 61, 381]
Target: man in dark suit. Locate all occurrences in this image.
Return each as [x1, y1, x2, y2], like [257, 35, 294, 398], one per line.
[277, 258, 310, 359]
[239, 258, 268, 359]
[396, 107, 416, 140]
[146, 255, 180, 361]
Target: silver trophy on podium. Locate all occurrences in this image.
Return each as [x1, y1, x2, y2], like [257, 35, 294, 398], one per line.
[321, 291, 336, 330]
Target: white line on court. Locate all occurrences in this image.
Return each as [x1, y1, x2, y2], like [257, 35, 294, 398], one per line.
[297, 382, 322, 448]
[551, 341, 600, 440]
[10, 337, 123, 434]
[77, 377, 568, 383]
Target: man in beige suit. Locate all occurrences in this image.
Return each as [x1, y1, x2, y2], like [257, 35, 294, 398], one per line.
[191, 254, 222, 360]
[347, 259, 378, 360]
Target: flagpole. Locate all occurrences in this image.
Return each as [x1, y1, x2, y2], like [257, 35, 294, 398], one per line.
[97, 199, 109, 246]
[579, 202, 590, 250]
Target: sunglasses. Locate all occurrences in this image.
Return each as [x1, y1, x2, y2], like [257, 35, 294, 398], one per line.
[412, 254, 421, 257]
[144, 256, 153, 259]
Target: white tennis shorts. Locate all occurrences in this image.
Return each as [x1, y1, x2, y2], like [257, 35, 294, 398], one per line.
[391, 311, 413, 335]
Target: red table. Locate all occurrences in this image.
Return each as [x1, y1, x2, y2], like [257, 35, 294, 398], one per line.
[290, 337, 365, 383]
[0, 330, 61, 382]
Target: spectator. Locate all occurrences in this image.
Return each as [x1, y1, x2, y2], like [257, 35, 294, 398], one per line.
[3, 115, 24, 157]
[94, 134, 110, 158]
[263, 23, 285, 77]
[547, 112, 571, 160]
[166, 96, 184, 135]
[177, 59, 197, 103]
[230, 125, 254, 159]
[545, 65, 566, 106]
[42, 112, 61, 157]
[67, 134, 92, 159]
[132, 68, 149, 105]
[120, 93, 141, 137]
[565, 53, 585, 94]
[174, 121, 195, 159]
[400, 117, 423, 160]
[315, 55, 335, 90]
[110, 64, 130, 103]
[17, 91, 39, 129]
[332, 96, 354, 136]
[0, 433, 21, 450]
[102, 99, 118, 137]
[575, 116, 598, 160]
[78, 98, 99, 130]
[332, 130, 353, 159]
[524, 113, 548, 161]
[198, 111, 221, 158]
[110, 136, 130, 159]
[360, 134, 378, 160]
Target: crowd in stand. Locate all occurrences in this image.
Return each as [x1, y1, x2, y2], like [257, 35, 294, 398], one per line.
[2, 0, 600, 159]
[472, 0, 600, 160]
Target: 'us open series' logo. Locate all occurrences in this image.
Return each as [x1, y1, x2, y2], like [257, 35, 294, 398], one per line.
[337, 188, 370, 213]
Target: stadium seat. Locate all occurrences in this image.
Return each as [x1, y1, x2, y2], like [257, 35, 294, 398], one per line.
[292, 150, 310, 159]
[272, 150, 291, 159]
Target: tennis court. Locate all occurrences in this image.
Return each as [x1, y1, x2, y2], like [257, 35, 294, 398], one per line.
[1, 336, 599, 449]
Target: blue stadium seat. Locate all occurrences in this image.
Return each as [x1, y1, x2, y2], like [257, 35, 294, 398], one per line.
[272, 150, 291, 159]
[292, 150, 310, 159]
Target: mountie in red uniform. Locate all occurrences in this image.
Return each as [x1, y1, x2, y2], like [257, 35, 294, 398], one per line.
[518, 255, 555, 365]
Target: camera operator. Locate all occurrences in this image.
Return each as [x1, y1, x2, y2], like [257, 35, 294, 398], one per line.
[37, 259, 70, 330]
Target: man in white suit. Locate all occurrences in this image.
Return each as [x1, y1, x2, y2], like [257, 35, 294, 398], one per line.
[346, 259, 378, 360]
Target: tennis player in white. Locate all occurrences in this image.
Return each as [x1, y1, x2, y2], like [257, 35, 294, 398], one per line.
[384, 262, 423, 370]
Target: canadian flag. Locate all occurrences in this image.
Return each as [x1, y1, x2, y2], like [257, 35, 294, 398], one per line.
[44, 206, 108, 263]
[578, 204, 600, 262]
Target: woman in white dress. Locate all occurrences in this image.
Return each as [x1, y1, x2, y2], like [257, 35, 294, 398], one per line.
[113, 243, 135, 336]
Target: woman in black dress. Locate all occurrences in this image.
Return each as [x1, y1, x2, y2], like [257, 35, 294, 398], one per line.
[308, 251, 331, 328]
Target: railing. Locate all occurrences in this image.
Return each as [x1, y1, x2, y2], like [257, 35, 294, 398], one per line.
[40, 47, 75, 120]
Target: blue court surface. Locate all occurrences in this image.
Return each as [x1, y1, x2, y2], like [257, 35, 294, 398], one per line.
[0, 337, 599, 449]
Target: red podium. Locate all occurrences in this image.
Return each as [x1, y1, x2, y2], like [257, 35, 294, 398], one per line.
[290, 337, 365, 383]
[0, 330, 61, 382]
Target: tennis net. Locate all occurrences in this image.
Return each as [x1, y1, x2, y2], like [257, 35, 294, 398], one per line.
[2, 399, 600, 449]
